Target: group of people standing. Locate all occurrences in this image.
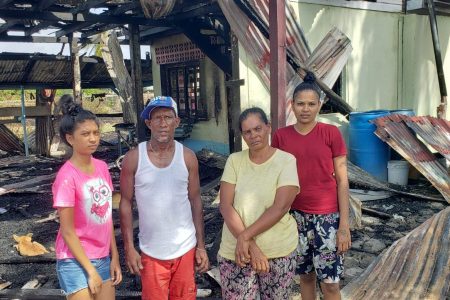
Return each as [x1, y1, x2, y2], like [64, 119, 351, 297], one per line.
[51, 71, 350, 300]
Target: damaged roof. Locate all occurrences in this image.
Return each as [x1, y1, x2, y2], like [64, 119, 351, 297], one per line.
[373, 114, 450, 203]
[0, 52, 152, 89]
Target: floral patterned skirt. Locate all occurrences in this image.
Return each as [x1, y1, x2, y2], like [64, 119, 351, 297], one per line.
[218, 250, 296, 300]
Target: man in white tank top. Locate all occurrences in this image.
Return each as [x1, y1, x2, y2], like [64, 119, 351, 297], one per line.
[119, 96, 209, 300]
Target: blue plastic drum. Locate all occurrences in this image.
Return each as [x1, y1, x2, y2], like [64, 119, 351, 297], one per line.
[349, 110, 391, 181]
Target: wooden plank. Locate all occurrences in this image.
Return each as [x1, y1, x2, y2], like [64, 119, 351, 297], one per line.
[0, 281, 12, 291]
[129, 24, 145, 142]
[0, 106, 51, 118]
[70, 34, 81, 104]
[21, 275, 48, 289]
[269, 0, 287, 132]
[101, 31, 136, 123]
[229, 32, 242, 152]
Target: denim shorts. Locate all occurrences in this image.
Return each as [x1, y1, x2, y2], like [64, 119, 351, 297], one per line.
[56, 256, 111, 295]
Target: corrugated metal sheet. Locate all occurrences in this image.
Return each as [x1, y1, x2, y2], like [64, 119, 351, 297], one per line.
[0, 53, 152, 89]
[373, 114, 450, 203]
[0, 124, 24, 153]
[405, 116, 450, 161]
[342, 206, 450, 300]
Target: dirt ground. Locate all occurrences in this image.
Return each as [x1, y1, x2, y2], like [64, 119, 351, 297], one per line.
[0, 148, 448, 299]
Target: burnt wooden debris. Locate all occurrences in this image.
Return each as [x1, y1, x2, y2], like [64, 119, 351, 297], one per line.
[0, 155, 62, 195]
[348, 161, 445, 202]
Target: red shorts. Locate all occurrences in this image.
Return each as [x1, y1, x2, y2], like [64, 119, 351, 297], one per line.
[141, 247, 196, 300]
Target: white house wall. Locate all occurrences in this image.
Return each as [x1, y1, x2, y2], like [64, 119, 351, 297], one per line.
[238, 2, 450, 117]
[402, 14, 450, 117]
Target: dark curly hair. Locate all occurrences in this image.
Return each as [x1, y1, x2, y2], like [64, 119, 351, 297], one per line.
[58, 95, 99, 147]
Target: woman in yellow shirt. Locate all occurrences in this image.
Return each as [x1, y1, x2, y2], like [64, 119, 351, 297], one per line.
[218, 107, 300, 299]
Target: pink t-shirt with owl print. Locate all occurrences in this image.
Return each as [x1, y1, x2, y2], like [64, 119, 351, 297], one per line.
[52, 158, 113, 259]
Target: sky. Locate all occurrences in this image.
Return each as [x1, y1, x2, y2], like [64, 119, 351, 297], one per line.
[0, 27, 150, 59]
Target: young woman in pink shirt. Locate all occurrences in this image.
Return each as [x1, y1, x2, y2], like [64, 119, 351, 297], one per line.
[52, 95, 121, 299]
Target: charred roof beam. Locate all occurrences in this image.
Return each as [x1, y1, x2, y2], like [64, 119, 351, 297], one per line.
[0, 21, 20, 34]
[175, 19, 231, 75]
[70, 0, 109, 14]
[55, 22, 96, 38]
[26, 21, 55, 35]
[37, 0, 57, 11]
[105, 2, 140, 16]
[0, 9, 169, 26]
[79, 2, 140, 39]
[0, 35, 71, 43]
[166, 2, 222, 21]
[0, 0, 14, 9]
[81, 23, 122, 38]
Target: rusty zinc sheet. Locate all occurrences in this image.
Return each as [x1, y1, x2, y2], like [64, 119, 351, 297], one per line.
[0, 124, 24, 154]
[342, 206, 450, 300]
[373, 114, 450, 203]
[405, 116, 450, 161]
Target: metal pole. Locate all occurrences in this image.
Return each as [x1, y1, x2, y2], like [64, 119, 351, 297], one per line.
[269, 0, 286, 133]
[20, 85, 29, 156]
[426, 0, 447, 119]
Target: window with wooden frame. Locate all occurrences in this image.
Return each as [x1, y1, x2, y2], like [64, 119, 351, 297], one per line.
[161, 62, 207, 121]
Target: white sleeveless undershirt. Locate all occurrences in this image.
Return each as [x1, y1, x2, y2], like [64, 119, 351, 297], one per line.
[135, 141, 196, 259]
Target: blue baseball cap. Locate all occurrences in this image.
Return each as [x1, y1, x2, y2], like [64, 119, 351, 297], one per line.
[141, 96, 178, 120]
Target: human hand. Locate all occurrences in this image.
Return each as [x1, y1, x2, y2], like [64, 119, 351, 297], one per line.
[125, 247, 143, 275]
[110, 255, 122, 286]
[87, 269, 103, 295]
[336, 226, 351, 255]
[249, 241, 269, 273]
[195, 248, 210, 273]
[235, 233, 251, 267]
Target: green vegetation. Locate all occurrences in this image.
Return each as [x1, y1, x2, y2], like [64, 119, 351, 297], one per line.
[0, 88, 112, 102]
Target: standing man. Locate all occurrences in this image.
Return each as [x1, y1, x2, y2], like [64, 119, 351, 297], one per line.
[120, 96, 209, 300]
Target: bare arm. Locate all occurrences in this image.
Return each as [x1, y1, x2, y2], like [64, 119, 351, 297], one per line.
[219, 181, 246, 238]
[119, 149, 142, 274]
[109, 224, 122, 285]
[334, 155, 351, 253]
[219, 181, 268, 270]
[184, 148, 209, 273]
[58, 207, 103, 294]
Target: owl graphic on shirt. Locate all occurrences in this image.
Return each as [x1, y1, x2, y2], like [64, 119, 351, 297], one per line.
[82, 178, 112, 224]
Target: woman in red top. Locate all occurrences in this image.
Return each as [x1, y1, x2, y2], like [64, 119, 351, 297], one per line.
[272, 72, 351, 300]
